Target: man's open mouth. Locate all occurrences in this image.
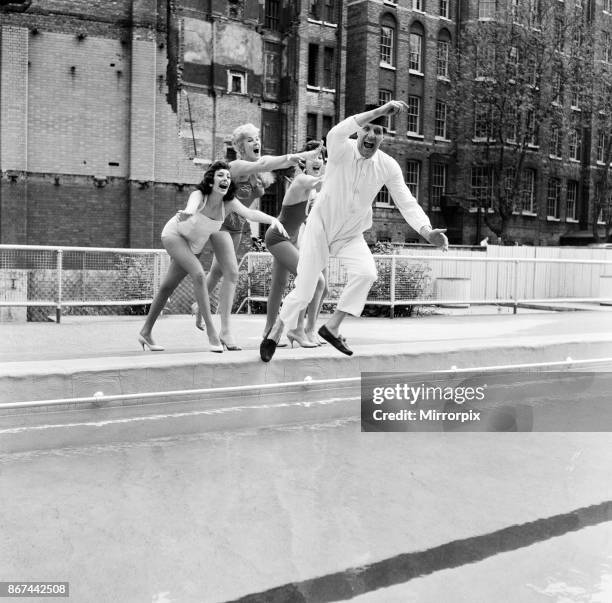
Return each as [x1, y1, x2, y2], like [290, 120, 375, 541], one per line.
[253, 147, 260, 154]
[363, 141, 374, 149]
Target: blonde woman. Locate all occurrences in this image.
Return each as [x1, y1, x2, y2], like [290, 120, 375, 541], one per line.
[192, 124, 322, 350]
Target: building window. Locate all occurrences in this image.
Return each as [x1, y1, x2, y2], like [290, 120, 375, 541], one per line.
[508, 46, 520, 81]
[323, 47, 335, 89]
[308, 44, 319, 86]
[376, 185, 392, 206]
[570, 89, 580, 109]
[474, 103, 494, 140]
[431, 163, 447, 209]
[479, 0, 496, 19]
[307, 113, 318, 140]
[550, 125, 562, 158]
[476, 45, 495, 78]
[566, 180, 578, 220]
[551, 72, 562, 104]
[264, 0, 280, 30]
[440, 0, 450, 19]
[605, 32, 612, 63]
[520, 168, 536, 213]
[228, 70, 246, 94]
[412, 0, 423, 10]
[409, 32, 423, 72]
[406, 161, 420, 200]
[262, 110, 281, 155]
[379, 89, 396, 131]
[597, 131, 606, 163]
[526, 110, 537, 146]
[407, 96, 421, 135]
[380, 25, 395, 67]
[322, 115, 332, 140]
[547, 178, 561, 218]
[264, 42, 280, 98]
[605, 0, 612, 12]
[470, 166, 494, 209]
[435, 101, 448, 138]
[506, 105, 518, 143]
[323, 0, 337, 23]
[568, 128, 581, 161]
[437, 39, 450, 78]
[308, 0, 321, 20]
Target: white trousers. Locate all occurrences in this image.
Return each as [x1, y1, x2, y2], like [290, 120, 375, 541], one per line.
[279, 212, 377, 330]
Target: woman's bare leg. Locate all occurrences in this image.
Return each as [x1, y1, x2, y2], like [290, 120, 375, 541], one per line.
[208, 230, 241, 345]
[264, 256, 290, 336]
[163, 235, 220, 347]
[140, 258, 187, 343]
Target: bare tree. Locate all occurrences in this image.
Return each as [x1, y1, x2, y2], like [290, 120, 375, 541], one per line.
[589, 47, 612, 242]
[448, 0, 586, 242]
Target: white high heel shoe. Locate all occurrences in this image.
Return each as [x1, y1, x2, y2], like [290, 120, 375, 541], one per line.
[287, 330, 318, 348]
[138, 334, 165, 352]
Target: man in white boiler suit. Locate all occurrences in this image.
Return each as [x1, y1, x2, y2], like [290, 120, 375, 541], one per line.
[260, 101, 448, 361]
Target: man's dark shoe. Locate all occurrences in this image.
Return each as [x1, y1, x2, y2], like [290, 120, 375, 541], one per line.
[318, 325, 353, 356]
[260, 338, 278, 362]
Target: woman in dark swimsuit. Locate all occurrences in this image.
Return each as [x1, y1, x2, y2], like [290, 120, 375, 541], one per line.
[263, 143, 327, 347]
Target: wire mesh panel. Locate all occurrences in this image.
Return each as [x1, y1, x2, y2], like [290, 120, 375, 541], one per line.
[0, 246, 164, 321]
[4, 245, 612, 323]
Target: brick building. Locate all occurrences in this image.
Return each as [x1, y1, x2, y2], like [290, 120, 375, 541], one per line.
[346, 0, 612, 246]
[1, 0, 611, 248]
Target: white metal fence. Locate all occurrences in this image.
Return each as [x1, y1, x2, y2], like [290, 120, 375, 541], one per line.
[2, 244, 612, 322]
[0, 245, 166, 322]
[239, 249, 612, 316]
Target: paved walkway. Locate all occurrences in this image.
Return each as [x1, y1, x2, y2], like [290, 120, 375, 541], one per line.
[2, 306, 612, 364]
[2, 307, 612, 409]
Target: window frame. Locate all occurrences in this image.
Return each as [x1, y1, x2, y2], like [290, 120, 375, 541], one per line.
[379, 89, 396, 133]
[431, 162, 447, 209]
[437, 39, 450, 78]
[227, 69, 247, 94]
[435, 100, 448, 139]
[405, 160, 421, 201]
[406, 95, 422, 136]
[547, 177, 561, 219]
[409, 32, 424, 73]
[566, 180, 578, 221]
[380, 25, 395, 68]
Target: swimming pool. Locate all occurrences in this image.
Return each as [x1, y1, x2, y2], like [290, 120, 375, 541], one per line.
[2, 406, 612, 602]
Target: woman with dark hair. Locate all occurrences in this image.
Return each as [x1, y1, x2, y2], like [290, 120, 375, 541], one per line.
[262, 141, 328, 347]
[191, 124, 323, 350]
[138, 161, 287, 353]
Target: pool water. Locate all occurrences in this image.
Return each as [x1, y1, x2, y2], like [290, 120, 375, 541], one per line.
[2, 418, 612, 602]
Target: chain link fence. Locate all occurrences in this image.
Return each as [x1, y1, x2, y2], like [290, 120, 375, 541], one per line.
[0, 245, 164, 322]
[3, 245, 612, 322]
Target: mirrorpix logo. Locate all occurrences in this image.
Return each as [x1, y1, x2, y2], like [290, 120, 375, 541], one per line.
[361, 372, 488, 432]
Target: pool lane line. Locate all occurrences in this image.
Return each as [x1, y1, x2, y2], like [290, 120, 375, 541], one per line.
[226, 499, 612, 603]
[0, 396, 361, 434]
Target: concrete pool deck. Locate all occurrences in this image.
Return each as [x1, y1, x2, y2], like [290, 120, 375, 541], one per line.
[2, 310, 612, 602]
[2, 308, 612, 405]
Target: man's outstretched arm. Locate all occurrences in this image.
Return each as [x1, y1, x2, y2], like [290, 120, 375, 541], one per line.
[386, 161, 448, 251]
